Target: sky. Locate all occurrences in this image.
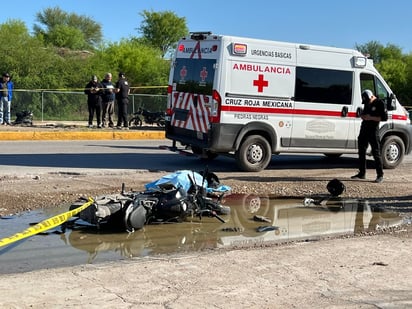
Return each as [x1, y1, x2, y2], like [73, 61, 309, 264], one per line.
[2, 0, 412, 53]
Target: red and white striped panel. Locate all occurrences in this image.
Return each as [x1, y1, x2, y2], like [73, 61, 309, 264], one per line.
[171, 93, 210, 133]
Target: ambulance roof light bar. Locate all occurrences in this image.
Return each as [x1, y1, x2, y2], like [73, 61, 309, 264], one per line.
[190, 31, 212, 40]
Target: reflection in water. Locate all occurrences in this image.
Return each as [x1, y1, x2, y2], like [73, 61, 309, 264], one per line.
[64, 194, 403, 262]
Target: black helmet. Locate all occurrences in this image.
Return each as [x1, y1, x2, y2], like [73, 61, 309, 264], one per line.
[327, 178, 345, 196]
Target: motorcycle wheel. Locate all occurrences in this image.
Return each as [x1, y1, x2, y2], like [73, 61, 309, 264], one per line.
[128, 117, 142, 127]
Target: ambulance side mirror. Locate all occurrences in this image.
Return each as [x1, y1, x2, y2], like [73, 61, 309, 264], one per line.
[341, 106, 348, 117]
[387, 93, 396, 111]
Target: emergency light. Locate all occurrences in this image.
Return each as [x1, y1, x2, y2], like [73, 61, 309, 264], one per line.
[232, 43, 247, 55]
[353, 56, 367, 68]
[190, 31, 211, 40]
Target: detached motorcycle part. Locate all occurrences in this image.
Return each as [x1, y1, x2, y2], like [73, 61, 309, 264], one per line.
[124, 201, 147, 232]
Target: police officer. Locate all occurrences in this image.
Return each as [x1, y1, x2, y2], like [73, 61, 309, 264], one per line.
[84, 75, 103, 128]
[115, 72, 130, 129]
[351, 89, 388, 183]
[101, 73, 115, 128]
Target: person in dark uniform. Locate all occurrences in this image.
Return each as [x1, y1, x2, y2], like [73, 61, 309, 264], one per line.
[351, 89, 388, 183]
[101, 73, 115, 128]
[115, 72, 130, 129]
[84, 75, 103, 128]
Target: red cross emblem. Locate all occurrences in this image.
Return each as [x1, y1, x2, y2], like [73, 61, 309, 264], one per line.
[180, 66, 187, 80]
[253, 74, 268, 92]
[200, 67, 208, 81]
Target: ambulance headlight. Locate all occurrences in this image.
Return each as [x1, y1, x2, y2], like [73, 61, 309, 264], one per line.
[354, 56, 367, 68]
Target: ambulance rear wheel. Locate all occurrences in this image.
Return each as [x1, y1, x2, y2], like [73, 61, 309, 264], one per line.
[235, 135, 271, 172]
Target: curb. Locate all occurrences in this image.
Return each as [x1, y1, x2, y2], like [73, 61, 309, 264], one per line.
[0, 131, 165, 141]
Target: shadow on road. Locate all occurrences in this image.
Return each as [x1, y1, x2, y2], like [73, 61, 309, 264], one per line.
[0, 151, 358, 173]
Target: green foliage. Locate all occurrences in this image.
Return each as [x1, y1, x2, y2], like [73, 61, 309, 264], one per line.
[356, 41, 404, 64]
[46, 25, 86, 49]
[33, 6, 102, 50]
[356, 41, 412, 105]
[93, 40, 170, 94]
[1, 7, 411, 119]
[137, 10, 189, 57]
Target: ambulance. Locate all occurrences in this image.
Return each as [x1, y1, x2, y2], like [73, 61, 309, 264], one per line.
[165, 32, 412, 172]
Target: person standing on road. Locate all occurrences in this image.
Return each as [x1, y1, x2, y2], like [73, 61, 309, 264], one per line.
[84, 75, 103, 128]
[115, 72, 130, 129]
[101, 73, 115, 128]
[351, 89, 388, 183]
[0, 72, 13, 125]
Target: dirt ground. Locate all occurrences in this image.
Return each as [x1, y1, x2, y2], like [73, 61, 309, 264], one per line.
[1, 163, 412, 308]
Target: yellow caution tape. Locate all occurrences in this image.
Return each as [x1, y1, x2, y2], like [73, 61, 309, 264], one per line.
[12, 85, 167, 92]
[0, 197, 94, 248]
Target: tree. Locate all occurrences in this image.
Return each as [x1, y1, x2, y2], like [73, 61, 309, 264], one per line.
[355, 41, 412, 105]
[356, 41, 384, 63]
[33, 7, 102, 50]
[137, 10, 188, 57]
[356, 41, 404, 64]
[92, 39, 169, 94]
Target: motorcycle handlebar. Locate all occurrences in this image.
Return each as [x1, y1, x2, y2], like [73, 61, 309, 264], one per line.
[197, 209, 226, 223]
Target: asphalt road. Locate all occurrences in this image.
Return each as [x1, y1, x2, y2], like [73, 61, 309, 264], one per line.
[0, 139, 371, 175]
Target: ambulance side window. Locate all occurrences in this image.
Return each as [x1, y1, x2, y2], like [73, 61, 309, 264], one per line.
[360, 73, 388, 101]
[295, 67, 353, 105]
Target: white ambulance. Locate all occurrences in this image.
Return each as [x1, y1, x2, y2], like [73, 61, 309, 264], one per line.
[165, 32, 412, 172]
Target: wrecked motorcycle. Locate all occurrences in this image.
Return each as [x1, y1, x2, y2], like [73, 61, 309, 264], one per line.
[68, 170, 231, 232]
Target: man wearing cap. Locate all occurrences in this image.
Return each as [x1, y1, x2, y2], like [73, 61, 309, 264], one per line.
[115, 72, 130, 129]
[351, 89, 388, 183]
[0, 72, 14, 125]
[84, 75, 103, 128]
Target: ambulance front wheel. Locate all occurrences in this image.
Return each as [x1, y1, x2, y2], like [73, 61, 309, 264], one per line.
[381, 135, 405, 169]
[235, 135, 272, 172]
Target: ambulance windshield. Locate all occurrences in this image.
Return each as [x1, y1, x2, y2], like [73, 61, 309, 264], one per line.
[173, 58, 215, 95]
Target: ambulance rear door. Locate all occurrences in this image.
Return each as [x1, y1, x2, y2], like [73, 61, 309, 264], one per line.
[167, 35, 220, 148]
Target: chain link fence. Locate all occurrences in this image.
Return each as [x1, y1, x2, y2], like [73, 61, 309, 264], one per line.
[11, 90, 167, 123]
[10, 90, 412, 124]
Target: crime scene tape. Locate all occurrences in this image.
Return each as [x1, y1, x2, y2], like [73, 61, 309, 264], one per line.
[0, 197, 94, 248]
[12, 85, 168, 92]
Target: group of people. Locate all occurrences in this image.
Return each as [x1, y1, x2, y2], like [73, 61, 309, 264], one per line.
[87, 82, 390, 183]
[84, 71, 130, 129]
[0, 70, 388, 183]
[0, 72, 13, 125]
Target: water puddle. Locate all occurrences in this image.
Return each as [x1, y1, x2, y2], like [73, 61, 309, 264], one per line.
[0, 194, 408, 274]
